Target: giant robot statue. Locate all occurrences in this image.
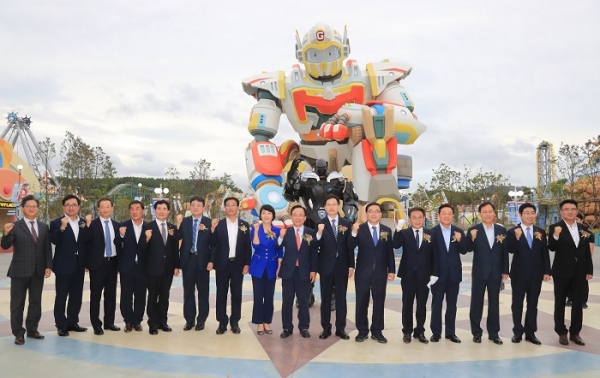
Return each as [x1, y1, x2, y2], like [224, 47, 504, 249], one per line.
[242, 22, 426, 226]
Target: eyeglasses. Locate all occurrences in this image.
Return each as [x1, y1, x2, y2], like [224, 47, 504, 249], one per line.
[64, 204, 79, 208]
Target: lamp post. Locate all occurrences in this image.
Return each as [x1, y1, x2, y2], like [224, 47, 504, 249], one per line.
[137, 183, 142, 199]
[154, 184, 169, 199]
[508, 187, 524, 202]
[16, 164, 23, 219]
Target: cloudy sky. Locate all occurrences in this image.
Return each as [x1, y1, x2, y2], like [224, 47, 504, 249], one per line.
[2, 0, 599, 193]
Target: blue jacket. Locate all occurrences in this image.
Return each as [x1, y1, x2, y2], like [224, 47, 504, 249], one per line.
[249, 224, 283, 279]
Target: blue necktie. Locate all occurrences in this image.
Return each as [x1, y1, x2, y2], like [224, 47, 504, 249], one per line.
[372, 226, 378, 245]
[192, 218, 198, 253]
[332, 219, 337, 241]
[104, 220, 112, 257]
[526, 227, 533, 249]
[415, 230, 420, 249]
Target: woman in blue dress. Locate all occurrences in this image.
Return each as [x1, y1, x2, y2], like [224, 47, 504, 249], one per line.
[249, 204, 283, 334]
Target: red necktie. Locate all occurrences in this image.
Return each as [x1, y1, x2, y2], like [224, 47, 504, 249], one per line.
[30, 221, 38, 243]
[296, 228, 301, 266]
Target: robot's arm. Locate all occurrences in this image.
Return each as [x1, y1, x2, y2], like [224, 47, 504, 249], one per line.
[342, 180, 359, 224]
[283, 158, 303, 202]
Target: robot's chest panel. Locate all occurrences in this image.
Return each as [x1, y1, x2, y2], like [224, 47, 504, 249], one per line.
[290, 82, 366, 122]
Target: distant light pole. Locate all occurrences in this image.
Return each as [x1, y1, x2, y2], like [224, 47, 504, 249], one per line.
[137, 183, 142, 199]
[16, 164, 23, 219]
[154, 184, 169, 199]
[508, 187, 524, 202]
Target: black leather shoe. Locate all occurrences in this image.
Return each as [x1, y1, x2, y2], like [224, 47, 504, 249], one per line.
[124, 324, 133, 333]
[473, 335, 482, 343]
[355, 333, 368, 342]
[280, 329, 292, 338]
[184, 322, 195, 331]
[104, 324, 120, 331]
[371, 334, 388, 343]
[403, 334, 411, 343]
[525, 335, 541, 345]
[195, 322, 205, 331]
[67, 324, 87, 332]
[335, 329, 350, 340]
[319, 329, 332, 339]
[430, 334, 441, 342]
[57, 328, 69, 337]
[511, 335, 522, 343]
[149, 326, 158, 335]
[489, 336, 503, 345]
[93, 327, 104, 335]
[14, 335, 25, 345]
[231, 324, 241, 334]
[134, 324, 143, 332]
[559, 334, 569, 345]
[26, 331, 45, 339]
[415, 334, 429, 344]
[216, 325, 227, 335]
[160, 324, 172, 332]
[445, 334, 461, 343]
[300, 329, 310, 338]
[570, 334, 585, 346]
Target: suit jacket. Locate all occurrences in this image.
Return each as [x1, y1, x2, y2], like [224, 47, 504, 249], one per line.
[507, 224, 551, 281]
[249, 224, 283, 279]
[178, 216, 213, 270]
[348, 223, 395, 280]
[278, 226, 318, 280]
[394, 227, 435, 282]
[86, 218, 122, 271]
[465, 223, 509, 281]
[431, 224, 467, 283]
[50, 216, 90, 275]
[548, 220, 594, 278]
[139, 220, 180, 276]
[316, 216, 354, 276]
[116, 219, 147, 273]
[209, 218, 252, 271]
[1, 218, 52, 278]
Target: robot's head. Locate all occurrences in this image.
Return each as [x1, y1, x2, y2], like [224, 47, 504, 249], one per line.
[295, 23, 350, 79]
[314, 158, 328, 178]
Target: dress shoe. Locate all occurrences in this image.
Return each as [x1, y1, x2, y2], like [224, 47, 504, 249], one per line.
[319, 329, 332, 339]
[300, 329, 311, 338]
[257, 325, 264, 335]
[280, 329, 292, 338]
[134, 324, 143, 332]
[231, 324, 241, 334]
[149, 326, 158, 335]
[57, 328, 69, 337]
[160, 324, 172, 332]
[570, 334, 585, 346]
[511, 335, 522, 343]
[565, 300, 572, 307]
[430, 334, 441, 342]
[582, 302, 588, 309]
[355, 333, 368, 342]
[445, 335, 461, 343]
[67, 324, 87, 332]
[473, 335, 482, 343]
[335, 329, 350, 340]
[415, 334, 429, 344]
[371, 334, 388, 344]
[216, 325, 227, 335]
[184, 322, 195, 331]
[93, 327, 104, 335]
[403, 334, 411, 343]
[264, 325, 273, 334]
[26, 331, 45, 339]
[489, 336, 503, 345]
[525, 335, 541, 345]
[559, 334, 569, 345]
[124, 324, 133, 333]
[14, 335, 25, 345]
[104, 324, 120, 331]
[195, 322, 205, 331]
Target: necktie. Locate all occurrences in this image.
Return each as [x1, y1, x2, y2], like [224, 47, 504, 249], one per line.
[192, 218, 198, 253]
[331, 219, 337, 241]
[372, 226, 378, 245]
[526, 227, 533, 249]
[161, 223, 167, 245]
[30, 221, 38, 243]
[415, 230, 420, 249]
[104, 220, 112, 257]
[296, 228, 301, 266]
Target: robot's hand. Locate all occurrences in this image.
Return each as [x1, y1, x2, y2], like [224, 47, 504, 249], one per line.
[289, 158, 303, 175]
[319, 122, 349, 141]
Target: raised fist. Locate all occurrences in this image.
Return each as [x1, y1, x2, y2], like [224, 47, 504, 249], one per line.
[119, 226, 127, 236]
[514, 228, 522, 240]
[211, 218, 219, 232]
[554, 226, 562, 238]
[279, 228, 287, 239]
[145, 229, 152, 239]
[470, 229, 478, 242]
[253, 221, 260, 231]
[396, 219, 406, 230]
[85, 214, 92, 226]
[3, 223, 14, 234]
[352, 223, 360, 233]
[318, 223, 325, 234]
[453, 230, 462, 242]
[176, 214, 183, 226]
[60, 216, 69, 229]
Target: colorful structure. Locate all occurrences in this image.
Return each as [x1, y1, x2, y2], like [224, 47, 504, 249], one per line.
[241, 22, 426, 226]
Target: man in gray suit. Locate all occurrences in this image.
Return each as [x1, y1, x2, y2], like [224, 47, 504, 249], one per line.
[1, 195, 52, 345]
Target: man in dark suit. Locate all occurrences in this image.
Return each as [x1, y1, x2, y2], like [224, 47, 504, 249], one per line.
[139, 199, 181, 335]
[466, 201, 509, 345]
[429, 204, 467, 343]
[178, 196, 212, 331]
[117, 200, 147, 332]
[278, 204, 318, 338]
[348, 202, 395, 343]
[208, 196, 251, 335]
[86, 198, 121, 335]
[393, 206, 436, 344]
[315, 194, 354, 340]
[1, 195, 52, 345]
[507, 203, 550, 345]
[50, 194, 91, 336]
[548, 199, 594, 346]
